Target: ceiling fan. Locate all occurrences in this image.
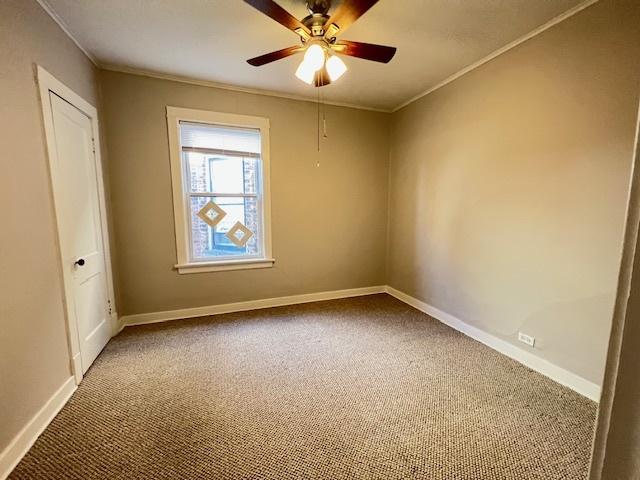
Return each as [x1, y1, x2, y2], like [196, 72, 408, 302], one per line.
[244, 0, 397, 87]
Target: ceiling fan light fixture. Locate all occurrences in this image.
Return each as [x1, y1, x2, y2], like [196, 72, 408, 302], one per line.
[295, 60, 316, 84]
[326, 54, 347, 81]
[303, 43, 326, 72]
[243, 0, 397, 88]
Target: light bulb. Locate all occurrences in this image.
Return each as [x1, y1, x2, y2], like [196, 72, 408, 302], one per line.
[303, 44, 325, 72]
[295, 60, 315, 85]
[326, 55, 347, 81]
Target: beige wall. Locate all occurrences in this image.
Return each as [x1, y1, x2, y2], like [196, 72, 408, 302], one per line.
[0, 0, 104, 452]
[3, 0, 638, 466]
[387, 0, 640, 385]
[99, 71, 390, 316]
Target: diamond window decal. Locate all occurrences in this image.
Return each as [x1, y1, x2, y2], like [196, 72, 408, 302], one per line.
[197, 201, 227, 228]
[225, 221, 254, 248]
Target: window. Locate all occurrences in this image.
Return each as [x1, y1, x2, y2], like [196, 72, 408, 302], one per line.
[167, 107, 273, 273]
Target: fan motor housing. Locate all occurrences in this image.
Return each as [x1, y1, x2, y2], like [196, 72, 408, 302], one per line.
[302, 13, 330, 37]
[306, 0, 331, 15]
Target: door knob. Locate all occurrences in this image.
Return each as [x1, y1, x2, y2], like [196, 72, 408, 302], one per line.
[74, 258, 85, 267]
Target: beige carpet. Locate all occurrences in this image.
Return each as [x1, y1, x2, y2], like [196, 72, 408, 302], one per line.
[10, 294, 597, 479]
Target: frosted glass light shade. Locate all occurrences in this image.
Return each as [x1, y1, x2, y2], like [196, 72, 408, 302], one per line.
[295, 61, 316, 84]
[303, 44, 325, 72]
[326, 55, 347, 81]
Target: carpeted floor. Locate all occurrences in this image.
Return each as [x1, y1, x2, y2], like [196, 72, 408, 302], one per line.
[11, 294, 597, 479]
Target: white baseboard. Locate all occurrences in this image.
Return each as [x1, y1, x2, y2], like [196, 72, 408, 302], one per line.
[112, 317, 126, 337]
[120, 283, 599, 401]
[385, 286, 602, 402]
[110, 311, 123, 336]
[121, 286, 386, 327]
[0, 377, 76, 480]
[71, 353, 83, 385]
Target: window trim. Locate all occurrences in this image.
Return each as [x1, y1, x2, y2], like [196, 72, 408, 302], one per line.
[166, 106, 273, 274]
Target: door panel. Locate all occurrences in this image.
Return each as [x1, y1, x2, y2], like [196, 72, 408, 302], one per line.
[50, 93, 110, 374]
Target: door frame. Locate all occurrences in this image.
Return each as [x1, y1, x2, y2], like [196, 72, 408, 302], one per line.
[588, 97, 640, 479]
[36, 65, 118, 385]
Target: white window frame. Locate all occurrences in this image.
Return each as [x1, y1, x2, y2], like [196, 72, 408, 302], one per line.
[167, 106, 274, 274]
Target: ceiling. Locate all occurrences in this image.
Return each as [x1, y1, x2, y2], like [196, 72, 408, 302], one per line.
[42, 0, 586, 111]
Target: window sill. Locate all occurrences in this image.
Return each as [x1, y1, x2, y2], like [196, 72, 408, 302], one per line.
[175, 258, 275, 274]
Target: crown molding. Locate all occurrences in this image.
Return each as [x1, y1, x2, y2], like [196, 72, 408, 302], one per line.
[101, 64, 392, 114]
[35, 0, 388, 113]
[34, 0, 598, 114]
[35, 0, 98, 66]
[392, 0, 599, 112]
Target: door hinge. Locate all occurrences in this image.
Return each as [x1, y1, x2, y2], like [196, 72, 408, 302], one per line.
[91, 137, 96, 154]
[107, 299, 112, 315]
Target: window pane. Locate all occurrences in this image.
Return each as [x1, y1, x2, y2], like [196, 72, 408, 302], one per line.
[190, 196, 260, 259]
[185, 152, 258, 195]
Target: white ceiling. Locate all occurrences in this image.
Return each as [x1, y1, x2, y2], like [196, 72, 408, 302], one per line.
[42, 0, 586, 111]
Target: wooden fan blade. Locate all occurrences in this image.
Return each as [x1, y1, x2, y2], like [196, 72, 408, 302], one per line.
[247, 46, 303, 66]
[324, 0, 379, 37]
[333, 40, 396, 63]
[244, 0, 310, 35]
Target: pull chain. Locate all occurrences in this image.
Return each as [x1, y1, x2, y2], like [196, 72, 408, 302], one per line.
[322, 89, 327, 140]
[316, 85, 327, 167]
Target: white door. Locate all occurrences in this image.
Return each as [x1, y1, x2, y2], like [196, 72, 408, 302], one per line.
[49, 93, 111, 373]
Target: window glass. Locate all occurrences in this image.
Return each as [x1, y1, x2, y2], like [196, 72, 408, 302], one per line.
[189, 196, 260, 259]
[185, 153, 258, 195]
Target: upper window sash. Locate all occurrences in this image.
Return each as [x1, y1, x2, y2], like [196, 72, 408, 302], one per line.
[183, 153, 261, 196]
[187, 192, 258, 198]
[182, 146, 260, 158]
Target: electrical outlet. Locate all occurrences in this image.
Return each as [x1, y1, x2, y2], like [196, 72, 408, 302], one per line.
[518, 332, 535, 347]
